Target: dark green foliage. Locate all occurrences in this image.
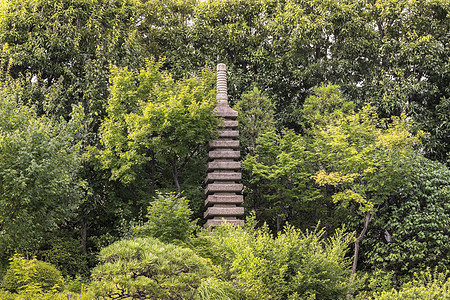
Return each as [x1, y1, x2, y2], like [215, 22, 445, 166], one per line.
[91, 237, 213, 299]
[0, 79, 82, 264]
[234, 86, 276, 153]
[0, 0, 144, 118]
[2, 255, 63, 293]
[133, 192, 197, 243]
[361, 154, 450, 278]
[192, 219, 353, 299]
[37, 234, 92, 277]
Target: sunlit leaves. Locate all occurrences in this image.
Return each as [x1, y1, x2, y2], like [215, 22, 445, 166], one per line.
[93, 60, 218, 190]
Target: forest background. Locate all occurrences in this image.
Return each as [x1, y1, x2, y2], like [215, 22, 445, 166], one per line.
[0, 0, 449, 299]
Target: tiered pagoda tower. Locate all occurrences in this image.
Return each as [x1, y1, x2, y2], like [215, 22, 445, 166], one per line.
[204, 64, 244, 228]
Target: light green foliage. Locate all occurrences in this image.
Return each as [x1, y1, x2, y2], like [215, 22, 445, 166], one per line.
[362, 154, 450, 278]
[370, 270, 450, 300]
[2, 254, 63, 293]
[243, 130, 321, 231]
[192, 219, 353, 299]
[133, 192, 197, 243]
[92, 60, 219, 192]
[91, 237, 213, 299]
[195, 277, 245, 300]
[303, 84, 425, 277]
[352, 269, 395, 299]
[234, 86, 276, 153]
[0, 80, 82, 261]
[306, 85, 423, 212]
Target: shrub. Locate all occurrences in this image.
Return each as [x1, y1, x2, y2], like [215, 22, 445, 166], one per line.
[195, 277, 247, 300]
[2, 254, 63, 293]
[133, 192, 197, 243]
[192, 219, 354, 299]
[371, 270, 450, 300]
[91, 237, 213, 299]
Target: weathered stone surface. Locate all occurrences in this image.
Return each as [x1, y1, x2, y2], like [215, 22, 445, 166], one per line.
[205, 183, 243, 194]
[220, 120, 238, 128]
[204, 218, 244, 227]
[205, 195, 243, 206]
[208, 150, 240, 159]
[209, 140, 239, 149]
[204, 64, 243, 228]
[208, 161, 241, 171]
[204, 206, 245, 218]
[206, 172, 242, 182]
[219, 130, 239, 138]
[214, 105, 238, 118]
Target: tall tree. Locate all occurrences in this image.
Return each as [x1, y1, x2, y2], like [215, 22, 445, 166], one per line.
[91, 60, 219, 194]
[0, 79, 82, 265]
[304, 85, 424, 278]
[0, 0, 144, 119]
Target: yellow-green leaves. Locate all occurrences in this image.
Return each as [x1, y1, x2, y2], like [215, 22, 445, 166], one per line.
[94, 60, 218, 189]
[307, 85, 423, 211]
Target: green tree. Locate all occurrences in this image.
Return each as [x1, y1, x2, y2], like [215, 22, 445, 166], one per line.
[0, 0, 143, 118]
[361, 154, 450, 279]
[91, 60, 219, 194]
[0, 80, 82, 264]
[133, 192, 197, 243]
[304, 85, 424, 278]
[91, 237, 213, 299]
[243, 130, 321, 232]
[234, 87, 276, 154]
[137, 0, 198, 79]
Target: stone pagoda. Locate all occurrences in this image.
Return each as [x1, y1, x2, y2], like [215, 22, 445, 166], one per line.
[204, 64, 244, 228]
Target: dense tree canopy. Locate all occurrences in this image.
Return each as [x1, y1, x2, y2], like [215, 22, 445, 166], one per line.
[0, 0, 449, 298]
[0, 78, 82, 264]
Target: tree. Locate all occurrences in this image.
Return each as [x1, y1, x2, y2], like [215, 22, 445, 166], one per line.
[91, 60, 219, 194]
[0, 79, 82, 265]
[234, 87, 276, 154]
[0, 0, 144, 118]
[304, 85, 424, 278]
[361, 154, 450, 279]
[133, 192, 197, 243]
[243, 130, 322, 232]
[91, 237, 213, 299]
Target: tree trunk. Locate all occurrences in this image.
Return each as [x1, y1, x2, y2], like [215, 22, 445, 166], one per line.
[81, 218, 88, 255]
[172, 158, 182, 194]
[351, 211, 373, 280]
[148, 154, 156, 196]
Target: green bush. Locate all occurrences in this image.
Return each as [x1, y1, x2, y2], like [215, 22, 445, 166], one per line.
[91, 237, 213, 299]
[195, 277, 247, 300]
[133, 192, 197, 243]
[370, 270, 450, 300]
[2, 255, 63, 293]
[0, 289, 15, 300]
[192, 219, 354, 299]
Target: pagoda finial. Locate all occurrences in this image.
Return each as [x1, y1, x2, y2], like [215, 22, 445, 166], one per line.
[216, 63, 228, 105]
